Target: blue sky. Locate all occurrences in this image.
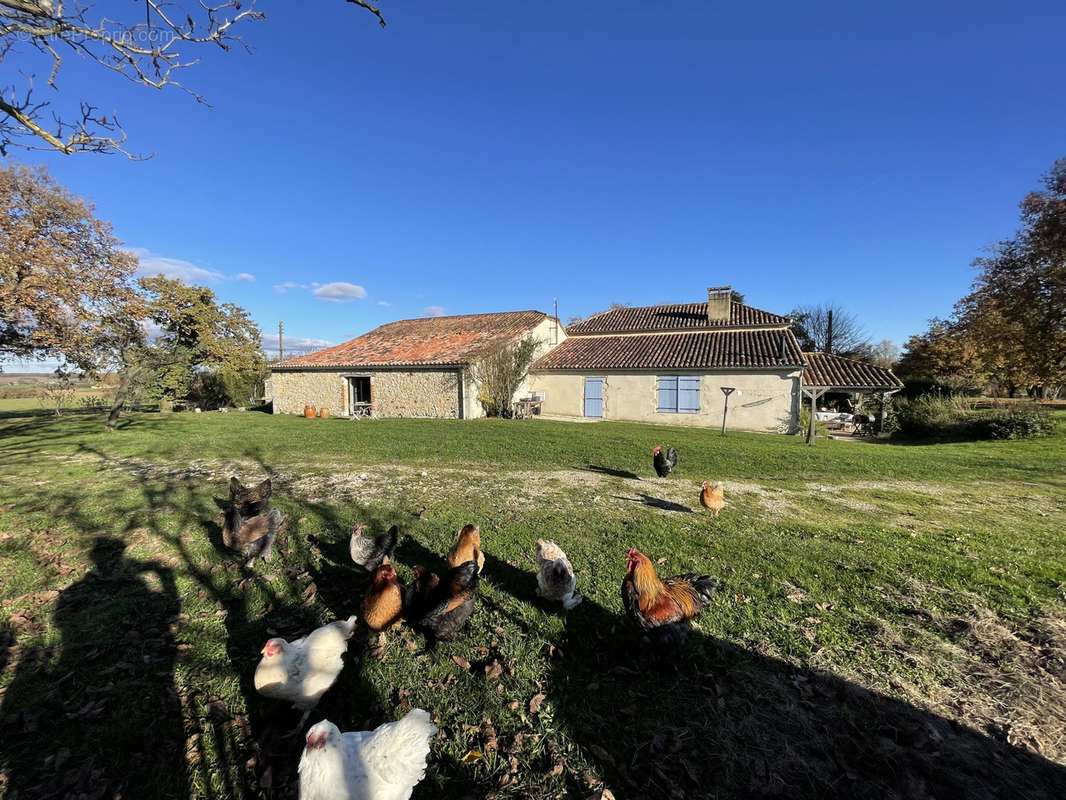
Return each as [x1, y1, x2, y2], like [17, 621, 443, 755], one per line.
[8, 0, 1066, 365]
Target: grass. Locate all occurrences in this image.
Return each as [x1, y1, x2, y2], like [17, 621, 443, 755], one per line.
[1, 409, 1065, 799]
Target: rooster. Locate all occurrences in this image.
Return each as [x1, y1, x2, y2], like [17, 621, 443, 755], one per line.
[406, 560, 479, 643]
[446, 524, 485, 574]
[222, 505, 283, 562]
[621, 548, 716, 649]
[350, 524, 399, 572]
[363, 561, 406, 632]
[229, 476, 272, 516]
[299, 710, 437, 800]
[254, 615, 357, 728]
[699, 481, 726, 517]
[652, 445, 678, 478]
[535, 539, 582, 610]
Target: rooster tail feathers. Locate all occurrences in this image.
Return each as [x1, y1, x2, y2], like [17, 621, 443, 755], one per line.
[667, 446, 678, 466]
[228, 476, 241, 498]
[677, 573, 717, 606]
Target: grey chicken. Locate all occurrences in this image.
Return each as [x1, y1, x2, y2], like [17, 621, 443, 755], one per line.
[349, 524, 399, 571]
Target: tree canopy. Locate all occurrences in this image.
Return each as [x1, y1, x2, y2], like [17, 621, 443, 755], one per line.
[0, 0, 386, 156]
[898, 157, 1066, 398]
[0, 162, 138, 368]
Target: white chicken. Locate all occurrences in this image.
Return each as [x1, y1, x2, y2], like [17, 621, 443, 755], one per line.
[299, 711, 437, 800]
[254, 616, 357, 726]
[535, 539, 582, 610]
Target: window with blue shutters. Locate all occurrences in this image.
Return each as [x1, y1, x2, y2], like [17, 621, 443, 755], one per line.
[657, 375, 700, 413]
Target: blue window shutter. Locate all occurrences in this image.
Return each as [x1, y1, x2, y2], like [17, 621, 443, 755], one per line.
[678, 376, 700, 413]
[658, 376, 678, 412]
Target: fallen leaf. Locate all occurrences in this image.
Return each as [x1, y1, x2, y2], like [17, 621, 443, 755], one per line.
[452, 655, 471, 670]
[461, 750, 485, 764]
[529, 693, 547, 714]
[485, 660, 503, 679]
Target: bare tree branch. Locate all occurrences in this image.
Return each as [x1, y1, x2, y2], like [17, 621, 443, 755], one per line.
[0, 0, 386, 156]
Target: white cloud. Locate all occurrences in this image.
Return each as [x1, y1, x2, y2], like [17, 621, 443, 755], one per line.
[313, 282, 367, 302]
[273, 281, 309, 294]
[422, 305, 446, 317]
[261, 333, 334, 350]
[235, 273, 256, 282]
[131, 247, 225, 285]
[377, 300, 391, 307]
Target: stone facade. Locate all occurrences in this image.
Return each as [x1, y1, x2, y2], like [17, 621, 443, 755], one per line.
[270, 368, 462, 418]
[271, 370, 345, 416]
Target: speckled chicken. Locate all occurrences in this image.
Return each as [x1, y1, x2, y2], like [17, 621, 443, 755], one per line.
[446, 524, 485, 573]
[254, 615, 357, 727]
[299, 711, 437, 800]
[535, 539, 582, 610]
[350, 524, 398, 571]
[222, 505, 283, 562]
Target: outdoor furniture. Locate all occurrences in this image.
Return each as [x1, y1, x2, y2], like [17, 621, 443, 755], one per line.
[513, 398, 543, 419]
[351, 402, 372, 419]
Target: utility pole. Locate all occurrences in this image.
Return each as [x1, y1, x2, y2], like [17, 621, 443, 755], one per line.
[278, 321, 284, 361]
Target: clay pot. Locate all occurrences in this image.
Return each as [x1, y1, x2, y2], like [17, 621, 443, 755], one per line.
[304, 405, 316, 419]
[319, 407, 330, 419]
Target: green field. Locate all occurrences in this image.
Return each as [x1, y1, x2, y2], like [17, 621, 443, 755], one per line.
[1, 409, 1065, 798]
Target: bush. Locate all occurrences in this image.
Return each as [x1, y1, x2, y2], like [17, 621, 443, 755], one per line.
[973, 405, 1054, 440]
[894, 394, 973, 439]
[892, 395, 1053, 441]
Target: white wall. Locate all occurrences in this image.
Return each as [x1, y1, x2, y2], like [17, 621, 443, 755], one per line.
[529, 369, 801, 432]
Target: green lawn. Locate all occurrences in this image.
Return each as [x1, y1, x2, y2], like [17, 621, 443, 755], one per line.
[1, 410, 1065, 799]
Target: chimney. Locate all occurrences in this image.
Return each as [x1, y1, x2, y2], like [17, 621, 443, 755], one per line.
[706, 286, 732, 323]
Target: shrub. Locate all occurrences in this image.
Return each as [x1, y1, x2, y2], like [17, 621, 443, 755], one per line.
[973, 405, 1054, 440]
[893, 394, 973, 439]
[892, 395, 1053, 441]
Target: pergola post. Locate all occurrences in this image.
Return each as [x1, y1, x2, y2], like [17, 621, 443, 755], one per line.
[802, 387, 826, 445]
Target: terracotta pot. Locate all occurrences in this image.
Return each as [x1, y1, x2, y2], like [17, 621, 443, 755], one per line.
[319, 407, 330, 419]
[304, 405, 315, 419]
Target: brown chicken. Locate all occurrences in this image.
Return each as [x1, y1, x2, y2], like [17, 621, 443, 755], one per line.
[621, 548, 716, 649]
[699, 481, 726, 517]
[362, 560, 406, 632]
[229, 476, 272, 516]
[446, 524, 485, 573]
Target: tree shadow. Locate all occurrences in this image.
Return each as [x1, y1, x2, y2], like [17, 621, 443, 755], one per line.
[545, 595, 1066, 798]
[0, 537, 186, 799]
[611, 494, 694, 513]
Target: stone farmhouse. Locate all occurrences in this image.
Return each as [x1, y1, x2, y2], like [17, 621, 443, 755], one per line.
[270, 311, 563, 419]
[270, 287, 901, 432]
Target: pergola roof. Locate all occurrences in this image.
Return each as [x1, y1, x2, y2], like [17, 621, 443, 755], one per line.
[801, 352, 903, 391]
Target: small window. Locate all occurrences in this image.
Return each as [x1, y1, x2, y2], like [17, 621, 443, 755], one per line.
[657, 375, 700, 413]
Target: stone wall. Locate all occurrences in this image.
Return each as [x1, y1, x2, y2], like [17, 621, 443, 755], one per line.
[270, 368, 461, 418]
[271, 371, 344, 415]
[371, 370, 461, 418]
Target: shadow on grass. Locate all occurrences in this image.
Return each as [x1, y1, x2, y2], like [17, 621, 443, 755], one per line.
[543, 593, 1066, 799]
[1, 537, 186, 799]
[580, 464, 642, 480]
[611, 494, 694, 513]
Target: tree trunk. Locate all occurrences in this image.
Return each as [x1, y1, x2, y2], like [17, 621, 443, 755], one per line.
[106, 366, 138, 430]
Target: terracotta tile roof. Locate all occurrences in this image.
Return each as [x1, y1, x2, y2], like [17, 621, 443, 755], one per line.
[801, 352, 903, 389]
[566, 302, 790, 335]
[272, 311, 548, 369]
[532, 330, 803, 371]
